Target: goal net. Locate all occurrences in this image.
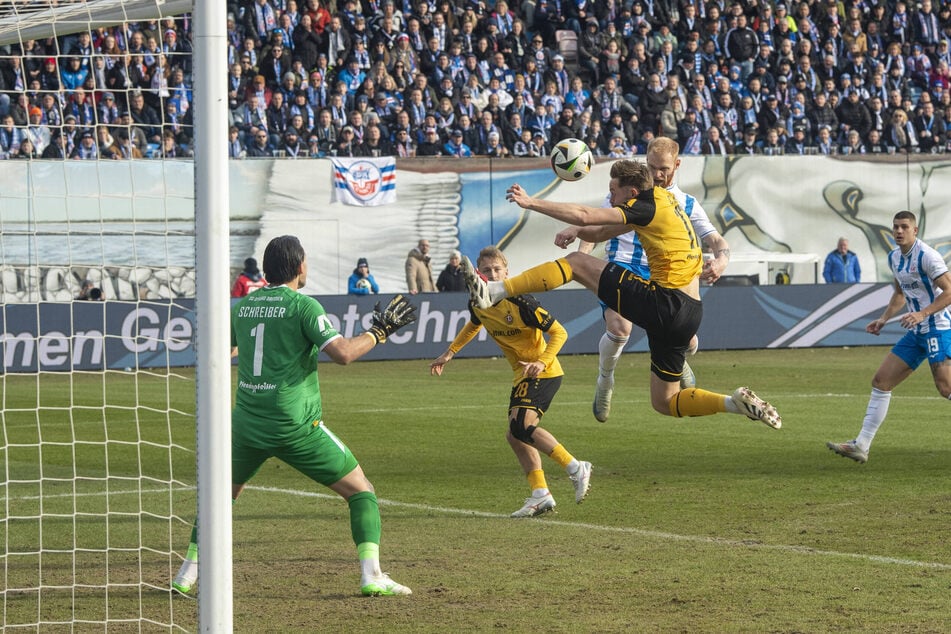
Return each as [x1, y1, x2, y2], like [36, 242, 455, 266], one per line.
[0, 0, 205, 630]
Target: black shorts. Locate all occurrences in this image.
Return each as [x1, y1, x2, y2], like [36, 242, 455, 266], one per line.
[508, 375, 562, 415]
[597, 262, 703, 382]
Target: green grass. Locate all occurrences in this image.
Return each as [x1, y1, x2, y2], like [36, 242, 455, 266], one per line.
[3, 348, 951, 632]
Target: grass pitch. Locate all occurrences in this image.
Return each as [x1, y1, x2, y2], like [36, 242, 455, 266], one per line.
[3, 347, 950, 632]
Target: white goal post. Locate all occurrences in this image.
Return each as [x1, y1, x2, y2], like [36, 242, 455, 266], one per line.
[0, 0, 231, 631]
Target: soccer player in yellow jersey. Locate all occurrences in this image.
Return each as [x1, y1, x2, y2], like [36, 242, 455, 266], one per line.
[430, 246, 592, 518]
[463, 159, 782, 429]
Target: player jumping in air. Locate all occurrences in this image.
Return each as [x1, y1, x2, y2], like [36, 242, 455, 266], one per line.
[462, 159, 782, 430]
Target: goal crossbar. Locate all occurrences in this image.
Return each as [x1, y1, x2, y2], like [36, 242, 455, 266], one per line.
[0, 0, 194, 46]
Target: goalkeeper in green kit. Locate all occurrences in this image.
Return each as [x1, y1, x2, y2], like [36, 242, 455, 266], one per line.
[173, 235, 418, 597]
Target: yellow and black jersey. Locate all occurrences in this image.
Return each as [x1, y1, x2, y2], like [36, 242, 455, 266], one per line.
[447, 295, 566, 385]
[612, 186, 703, 289]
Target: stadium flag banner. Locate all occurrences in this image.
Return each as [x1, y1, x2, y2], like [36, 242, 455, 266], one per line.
[330, 157, 396, 206]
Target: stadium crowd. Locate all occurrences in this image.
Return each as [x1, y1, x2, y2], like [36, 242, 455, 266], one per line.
[2, 0, 951, 160]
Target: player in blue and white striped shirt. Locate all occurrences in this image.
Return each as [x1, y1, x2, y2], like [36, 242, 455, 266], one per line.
[828, 211, 951, 464]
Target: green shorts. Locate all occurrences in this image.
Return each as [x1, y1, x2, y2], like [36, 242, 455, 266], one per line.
[232, 421, 359, 488]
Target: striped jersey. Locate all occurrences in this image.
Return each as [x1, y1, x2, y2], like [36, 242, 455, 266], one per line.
[604, 184, 715, 279]
[887, 238, 950, 334]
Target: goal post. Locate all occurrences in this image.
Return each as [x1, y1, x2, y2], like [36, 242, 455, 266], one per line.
[0, 0, 232, 630]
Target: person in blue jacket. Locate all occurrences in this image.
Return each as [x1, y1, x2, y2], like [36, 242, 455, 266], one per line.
[823, 237, 862, 283]
[348, 257, 379, 295]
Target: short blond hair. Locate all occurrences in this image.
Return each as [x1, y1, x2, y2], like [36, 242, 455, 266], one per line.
[609, 160, 653, 191]
[477, 246, 507, 268]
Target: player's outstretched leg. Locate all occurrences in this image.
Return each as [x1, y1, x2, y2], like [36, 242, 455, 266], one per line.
[461, 255, 494, 309]
[511, 491, 556, 517]
[826, 440, 869, 464]
[732, 387, 782, 429]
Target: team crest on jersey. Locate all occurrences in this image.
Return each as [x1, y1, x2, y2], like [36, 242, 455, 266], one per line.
[505, 312, 513, 324]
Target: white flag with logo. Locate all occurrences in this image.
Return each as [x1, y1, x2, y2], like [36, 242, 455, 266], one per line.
[330, 156, 396, 206]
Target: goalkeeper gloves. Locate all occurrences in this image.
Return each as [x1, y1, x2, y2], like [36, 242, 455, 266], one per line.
[367, 294, 418, 344]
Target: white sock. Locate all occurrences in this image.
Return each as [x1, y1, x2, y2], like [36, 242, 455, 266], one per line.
[565, 459, 579, 475]
[597, 331, 628, 388]
[855, 388, 891, 452]
[531, 487, 550, 497]
[360, 557, 382, 583]
[724, 394, 741, 414]
[487, 280, 505, 304]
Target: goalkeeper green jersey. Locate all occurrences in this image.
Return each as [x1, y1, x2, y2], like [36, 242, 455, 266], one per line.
[230, 285, 341, 448]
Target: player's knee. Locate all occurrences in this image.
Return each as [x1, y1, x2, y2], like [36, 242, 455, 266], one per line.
[509, 410, 537, 444]
[652, 394, 673, 416]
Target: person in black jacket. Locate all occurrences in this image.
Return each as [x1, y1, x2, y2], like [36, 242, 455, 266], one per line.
[436, 251, 466, 292]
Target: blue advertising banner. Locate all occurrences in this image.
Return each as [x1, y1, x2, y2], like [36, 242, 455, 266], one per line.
[1, 283, 901, 373]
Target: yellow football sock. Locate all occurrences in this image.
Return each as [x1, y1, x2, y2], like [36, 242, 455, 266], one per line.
[527, 469, 548, 492]
[504, 258, 573, 297]
[548, 443, 574, 469]
[668, 388, 729, 418]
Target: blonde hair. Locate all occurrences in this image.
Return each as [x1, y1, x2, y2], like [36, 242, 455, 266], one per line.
[477, 246, 507, 268]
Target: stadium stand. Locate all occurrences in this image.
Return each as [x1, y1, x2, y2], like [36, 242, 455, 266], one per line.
[1, 0, 951, 159]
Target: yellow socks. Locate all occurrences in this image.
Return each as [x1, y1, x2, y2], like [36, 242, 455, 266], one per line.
[527, 469, 548, 492]
[504, 258, 573, 297]
[548, 443, 575, 469]
[669, 388, 729, 418]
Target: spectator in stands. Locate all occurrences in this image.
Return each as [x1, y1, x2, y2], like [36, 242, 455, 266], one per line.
[231, 257, 267, 297]
[887, 109, 918, 153]
[405, 239, 435, 294]
[0, 113, 23, 159]
[70, 130, 98, 159]
[114, 129, 143, 159]
[335, 124, 359, 156]
[785, 124, 809, 155]
[823, 238, 861, 284]
[913, 101, 945, 153]
[443, 128, 473, 157]
[128, 89, 162, 144]
[246, 127, 273, 157]
[436, 250, 465, 292]
[41, 131, 67, 159]
[347, 257, 379, 295]
[735, 125, 762, 154]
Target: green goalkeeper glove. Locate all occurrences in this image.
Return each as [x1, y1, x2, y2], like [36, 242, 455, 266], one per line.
[367, 294, 418, 344]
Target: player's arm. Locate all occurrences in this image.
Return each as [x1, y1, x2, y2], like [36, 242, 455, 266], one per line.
[327, 294, 418, 363]
[700, 231, 730, 284]
[430, 320, 482, 376]
[867, 281, 909, 335]
[323, 333, 377, 365]
[507, 183, 625, 226]
[536, 319, 567, 369]
[555, 224, 630, 249]
[898, 271, 951, 329]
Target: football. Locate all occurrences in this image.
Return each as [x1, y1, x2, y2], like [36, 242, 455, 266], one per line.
[550, 138, 593, 182]
[355, 278, 371, 290]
